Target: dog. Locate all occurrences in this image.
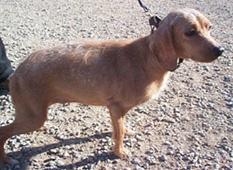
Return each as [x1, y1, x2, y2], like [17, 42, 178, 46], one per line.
[0, 8, 224, 166]
[0, 38, 14, 93]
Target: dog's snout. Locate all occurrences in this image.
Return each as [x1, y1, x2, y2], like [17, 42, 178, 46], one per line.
[213, 46, 224, 57]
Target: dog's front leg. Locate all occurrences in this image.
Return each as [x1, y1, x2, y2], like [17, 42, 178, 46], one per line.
[107, 102, 129, 158]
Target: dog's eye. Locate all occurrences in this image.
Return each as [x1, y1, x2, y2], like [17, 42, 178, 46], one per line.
[185, 29, 196, 36]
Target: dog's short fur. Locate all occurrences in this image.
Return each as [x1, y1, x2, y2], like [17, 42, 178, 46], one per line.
[0, 8, 223, 166]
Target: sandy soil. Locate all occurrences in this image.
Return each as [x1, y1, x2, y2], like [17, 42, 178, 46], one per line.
[0, 0, 232, 169]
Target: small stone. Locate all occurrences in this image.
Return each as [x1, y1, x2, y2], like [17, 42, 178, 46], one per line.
[207, 102, 214, 108]
[221, 144, 230, 152]
[229, 151, 233, 157]
[125, 142, 131, 147]
[163, 141, 171, 145]
[229, 119, 233, 125]
[203, 65, 209, 71]
[50, 148, 58, 154]
[224, 76, 230, 82]
[63, 151, 70, 157]
[145, 150, 154, 155]
[192, 155, 199, 164]
[158, 155, 167, 162]
[131, 157, 141, 164]
[213, 163, 220, 169]
[56, 159, 65, 166]
[135, 134, 144, 141]
[182, 154, 190, 161]
[145, 155, 157, 165]
[124, 168, 132, 170]
[167, 150, 174, 155]
[135, 165, 144, 170]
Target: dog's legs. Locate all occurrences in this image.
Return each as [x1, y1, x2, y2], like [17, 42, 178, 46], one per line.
[0, 103, 47, 167]
[107, 103, 130, 158]
[124, 123, 135, 137]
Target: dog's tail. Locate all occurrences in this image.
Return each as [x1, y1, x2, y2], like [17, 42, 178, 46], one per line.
[0, 37, 14, 94]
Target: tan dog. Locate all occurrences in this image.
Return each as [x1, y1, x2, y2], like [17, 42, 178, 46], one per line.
[0, 8, 223, 166]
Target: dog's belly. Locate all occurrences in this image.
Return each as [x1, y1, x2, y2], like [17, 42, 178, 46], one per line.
[51, 95, 107, 106]
[52, 82, 112, 106]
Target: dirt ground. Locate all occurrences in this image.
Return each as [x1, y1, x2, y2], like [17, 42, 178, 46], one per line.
[0, 0, 232, 169]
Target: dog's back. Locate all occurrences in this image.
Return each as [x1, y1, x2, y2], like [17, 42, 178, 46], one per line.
[10, 38, 166, 108]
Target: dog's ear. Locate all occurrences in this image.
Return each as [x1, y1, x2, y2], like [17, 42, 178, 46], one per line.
[150, 16, 178, 71]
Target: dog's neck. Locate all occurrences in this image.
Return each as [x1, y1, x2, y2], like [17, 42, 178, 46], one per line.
[142, 35, 170, 74]
[123, 36, 169, 82]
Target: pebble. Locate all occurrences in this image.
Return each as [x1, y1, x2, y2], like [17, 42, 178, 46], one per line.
[135, 134, 144, 141]
[145, 150, 154, 155]
[145, 155, 157, 165]
[50, 148, 59, 154]
[229, 151, 233, 157]
[213, 163, 220, 169]
[158, 155, 167, 162]
[203, 65, 209, 71]
[124, 168, 132, 170]
[131, 157, 141, 165]
[56, 159, 65, 166]
[134, 165, 144, 170]
[224, 76, 231, 82]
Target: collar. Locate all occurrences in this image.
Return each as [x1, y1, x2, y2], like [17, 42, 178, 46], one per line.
[175, 58, 184, 71]
[149, 16, 162, 33]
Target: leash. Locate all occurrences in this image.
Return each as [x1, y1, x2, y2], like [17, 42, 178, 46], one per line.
[138, 0, 150, 13]
[137, 0, 184, 70]
[137, 0, 161, 33]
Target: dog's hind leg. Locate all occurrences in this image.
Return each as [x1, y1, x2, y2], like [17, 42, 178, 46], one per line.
[0, 101, 48, 167]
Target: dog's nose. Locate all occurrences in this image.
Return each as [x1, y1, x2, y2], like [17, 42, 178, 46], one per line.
[213, 46, 224, 57]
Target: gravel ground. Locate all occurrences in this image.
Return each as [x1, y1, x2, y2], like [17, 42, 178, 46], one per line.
[0, 0, 232, 169]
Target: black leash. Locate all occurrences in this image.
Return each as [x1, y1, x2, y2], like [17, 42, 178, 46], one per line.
[137, 0, 184, 71]
[138, 0, 149, 12]
[137, 0, 161, 32]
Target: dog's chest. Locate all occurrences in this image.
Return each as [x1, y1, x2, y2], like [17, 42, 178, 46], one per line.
[147, 72, 170, 100]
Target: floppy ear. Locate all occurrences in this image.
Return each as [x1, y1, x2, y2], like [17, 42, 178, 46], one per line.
[150, 16, 178, 71]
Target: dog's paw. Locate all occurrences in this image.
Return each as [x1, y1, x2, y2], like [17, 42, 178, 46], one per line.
[113, 147, 128, 158]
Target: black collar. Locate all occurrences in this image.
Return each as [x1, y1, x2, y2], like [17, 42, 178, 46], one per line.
[175, 58, 184, 70]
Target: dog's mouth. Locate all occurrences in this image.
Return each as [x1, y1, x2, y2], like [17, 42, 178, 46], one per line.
[189, 45, 224, 63]
[190, 55, 219, 63]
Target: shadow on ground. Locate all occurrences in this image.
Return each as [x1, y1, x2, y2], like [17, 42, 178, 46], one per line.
[6, 132, 119, 170]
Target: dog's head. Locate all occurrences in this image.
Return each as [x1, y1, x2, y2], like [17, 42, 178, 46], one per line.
[150, 8, 224, 71]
